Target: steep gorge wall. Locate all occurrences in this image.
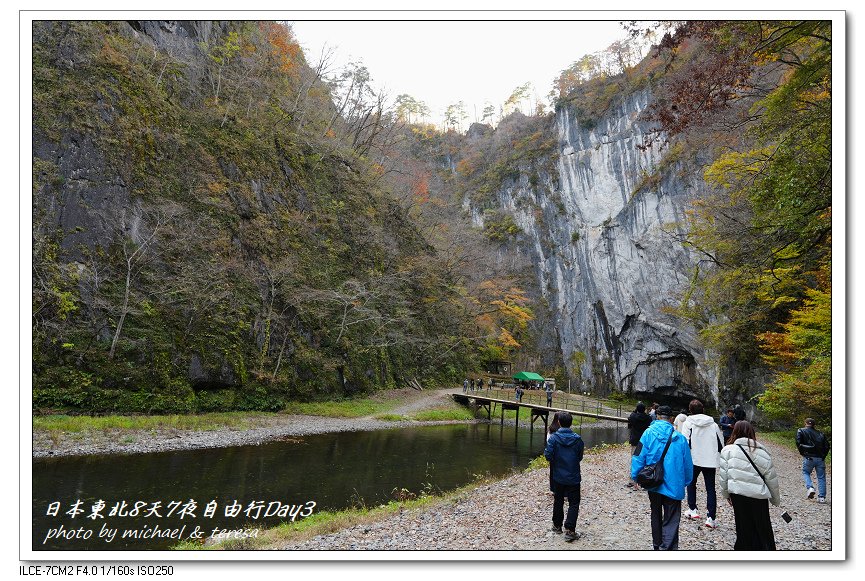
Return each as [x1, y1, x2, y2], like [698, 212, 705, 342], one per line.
[469, 91, 719, 405]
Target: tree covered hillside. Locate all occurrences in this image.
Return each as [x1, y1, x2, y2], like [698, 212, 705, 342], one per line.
[31, 21, 535, 413]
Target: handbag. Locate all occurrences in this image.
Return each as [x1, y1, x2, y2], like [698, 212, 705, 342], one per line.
[636, 432, 673, 488]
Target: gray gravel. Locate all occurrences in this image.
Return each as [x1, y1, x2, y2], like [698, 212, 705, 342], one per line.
[275, 441, 832, 552]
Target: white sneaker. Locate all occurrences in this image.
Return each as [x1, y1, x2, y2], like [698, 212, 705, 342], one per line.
[684, 508, 700, 519]
[818, 497, 826, 504]
[807, 487, 816, 499]
[705, 517, 717, 529]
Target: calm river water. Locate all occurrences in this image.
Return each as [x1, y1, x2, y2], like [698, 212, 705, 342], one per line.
[32, 422, 627, 550]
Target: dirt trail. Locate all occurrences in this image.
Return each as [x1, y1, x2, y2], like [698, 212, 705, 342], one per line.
[374, 388, 456, 417]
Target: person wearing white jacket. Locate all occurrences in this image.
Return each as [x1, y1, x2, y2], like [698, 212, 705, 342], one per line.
[682, 399, 725, 528]
[719, 420, 781, 550]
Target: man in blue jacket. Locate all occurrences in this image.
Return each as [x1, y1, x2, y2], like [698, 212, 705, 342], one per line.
[544, 412, 585, 541]
[631, 405, 694, 550]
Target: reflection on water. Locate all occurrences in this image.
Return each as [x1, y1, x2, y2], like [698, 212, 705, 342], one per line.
[32, 422, 626, 550]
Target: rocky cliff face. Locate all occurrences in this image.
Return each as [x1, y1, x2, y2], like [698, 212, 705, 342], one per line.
[469, 91, 719, 406]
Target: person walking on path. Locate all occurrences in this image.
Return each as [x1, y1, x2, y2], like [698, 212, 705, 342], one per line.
[631, 405, 694, 550]
[544, 412, 585, 541]
[463, 378, 468, 393]
[720, 408, 736, 442]
[796, 418, 830, 503]
[719, 420, 780, 550]
[546, 383, 554, 407]
[626, 402, 652, 488]
[682, 399, 725, 528]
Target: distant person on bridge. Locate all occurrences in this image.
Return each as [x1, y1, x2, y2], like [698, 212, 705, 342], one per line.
[544, 412, 584, 542]
[631, 405, 694, 550]
[463, 378, 469, 393]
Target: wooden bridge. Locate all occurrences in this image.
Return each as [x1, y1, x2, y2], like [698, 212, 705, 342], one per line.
[451, 391, 628, 434]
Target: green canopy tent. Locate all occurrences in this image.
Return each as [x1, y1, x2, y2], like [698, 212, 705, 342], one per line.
[512, 371, 545, 382]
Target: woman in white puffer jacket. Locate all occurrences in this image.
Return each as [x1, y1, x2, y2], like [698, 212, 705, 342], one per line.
[719, 420, 781, 550]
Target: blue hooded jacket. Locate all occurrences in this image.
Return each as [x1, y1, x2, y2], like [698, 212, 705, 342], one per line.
[544, 427, 584, 485]
[630, 419, 693, 500]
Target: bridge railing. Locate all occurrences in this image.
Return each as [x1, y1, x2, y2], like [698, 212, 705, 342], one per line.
[477, 387, 625, 419]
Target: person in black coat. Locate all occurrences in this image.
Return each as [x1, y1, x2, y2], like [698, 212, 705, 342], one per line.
[626, 402, 652, 487]
[796, 418, 830, 502]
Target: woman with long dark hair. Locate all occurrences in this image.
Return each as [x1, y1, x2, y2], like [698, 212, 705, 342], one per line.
[719, 420, 781, 550]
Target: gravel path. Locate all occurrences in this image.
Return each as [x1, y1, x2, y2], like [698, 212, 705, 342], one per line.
[275, 440, 832, 552]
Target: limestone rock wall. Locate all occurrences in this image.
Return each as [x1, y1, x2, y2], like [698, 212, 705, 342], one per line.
[469, 91, 719, 405]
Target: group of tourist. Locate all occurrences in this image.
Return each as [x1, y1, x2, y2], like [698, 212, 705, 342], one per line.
[544, 399, 830, 550]
[462, 378, 489, 393]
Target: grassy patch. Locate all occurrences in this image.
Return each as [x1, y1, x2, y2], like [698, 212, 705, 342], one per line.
[526, 455, 549, 471]
[32, 412, 277, 433]
[411, 407, 476, 422]
[372, 413, 410, 422]
[281, 391, 420, 418]
[761, 429, 798, 452]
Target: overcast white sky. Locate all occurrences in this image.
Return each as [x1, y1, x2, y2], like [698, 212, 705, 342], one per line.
[290, 20, 632, 126]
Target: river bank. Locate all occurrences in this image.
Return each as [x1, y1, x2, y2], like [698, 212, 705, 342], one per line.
[31, 388, 470, 458]
[31, 388, 617, 458]
[269, 440, 832, 552]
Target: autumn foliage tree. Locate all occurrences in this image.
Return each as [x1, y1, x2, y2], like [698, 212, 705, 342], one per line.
[756, 265, 831, 426]
[646, 21, 833, 423]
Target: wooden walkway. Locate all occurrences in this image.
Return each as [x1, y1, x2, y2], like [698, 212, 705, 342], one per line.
[451, 392, 628, 434]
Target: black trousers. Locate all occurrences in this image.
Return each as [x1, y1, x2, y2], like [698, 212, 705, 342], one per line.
[687, 466, 717, 519]
[552, 481, 581, 531]
[730, 493, 776, 550]
[648, 491, 681, 550]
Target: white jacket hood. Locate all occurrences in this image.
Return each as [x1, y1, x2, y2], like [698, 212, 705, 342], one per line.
[686, 414, 716, 428]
